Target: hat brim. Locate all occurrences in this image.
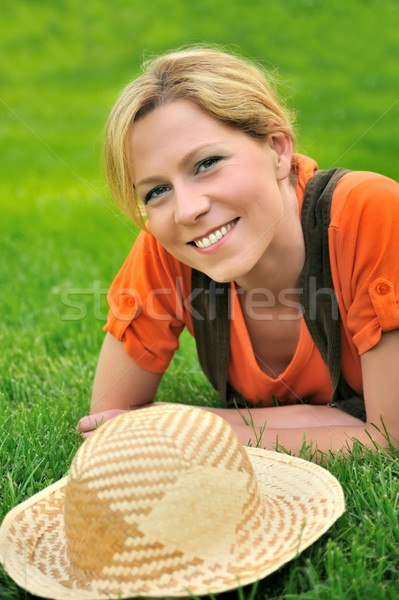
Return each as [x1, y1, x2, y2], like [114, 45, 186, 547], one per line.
[0, 448, 345, 599]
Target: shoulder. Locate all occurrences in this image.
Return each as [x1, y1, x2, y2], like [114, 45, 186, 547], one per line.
[331, 170, 399, 226]
[328, 170, 399, 353]
[328, 171, 399, 250]
[336, 170, 398, 197]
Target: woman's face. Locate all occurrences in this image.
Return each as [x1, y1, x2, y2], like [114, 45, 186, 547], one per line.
[129, 99, 294, 284]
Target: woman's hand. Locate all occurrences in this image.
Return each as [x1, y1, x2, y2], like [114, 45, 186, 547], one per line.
[77, 409, 128, 440]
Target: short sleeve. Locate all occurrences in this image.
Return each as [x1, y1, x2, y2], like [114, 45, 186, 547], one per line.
[104, 230, 193, 373]
[329, 172, 399, 355]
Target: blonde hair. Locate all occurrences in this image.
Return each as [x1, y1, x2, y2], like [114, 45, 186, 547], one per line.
[104, 45, 295, 227]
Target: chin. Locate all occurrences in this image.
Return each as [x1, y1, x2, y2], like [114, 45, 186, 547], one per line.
[201, 264, 247, 285]
[207, 274, 232, 284]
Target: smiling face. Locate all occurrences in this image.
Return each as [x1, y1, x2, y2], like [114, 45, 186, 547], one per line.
[129, 99, 296, 286]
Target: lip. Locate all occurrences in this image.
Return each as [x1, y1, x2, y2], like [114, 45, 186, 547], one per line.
[190, 218, 239, 251]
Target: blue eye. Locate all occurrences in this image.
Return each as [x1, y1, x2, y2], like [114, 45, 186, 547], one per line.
[145, 185, 170, 204]
[196, 156, 223, 174]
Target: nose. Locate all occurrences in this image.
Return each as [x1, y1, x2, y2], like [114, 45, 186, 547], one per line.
[174, 184, 211, 225]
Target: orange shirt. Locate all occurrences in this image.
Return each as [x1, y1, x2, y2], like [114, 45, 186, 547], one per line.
[104, 154, 399, 406]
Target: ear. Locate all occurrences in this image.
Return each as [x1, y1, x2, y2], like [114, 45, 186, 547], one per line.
[268, 133, 293, 181]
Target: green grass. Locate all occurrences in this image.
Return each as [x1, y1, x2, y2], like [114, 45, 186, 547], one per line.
[1, 0, 398, 598]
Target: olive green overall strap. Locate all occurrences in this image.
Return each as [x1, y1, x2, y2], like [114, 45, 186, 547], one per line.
[299, 168, 366, 421]
[190, 271, 231, 402]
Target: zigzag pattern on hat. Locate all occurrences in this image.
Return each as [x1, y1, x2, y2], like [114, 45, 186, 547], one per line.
[0, 403, 345, 599]
[62, 404, 264, 596]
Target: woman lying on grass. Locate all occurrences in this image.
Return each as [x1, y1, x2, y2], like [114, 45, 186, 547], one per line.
[79, 46, 399, 455]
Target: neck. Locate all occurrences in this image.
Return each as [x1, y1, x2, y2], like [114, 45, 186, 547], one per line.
[235, 195, 305, 304]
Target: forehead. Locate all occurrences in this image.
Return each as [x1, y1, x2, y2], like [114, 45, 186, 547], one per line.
[128, 99, 243, 181]
[130, 99, 229, 145]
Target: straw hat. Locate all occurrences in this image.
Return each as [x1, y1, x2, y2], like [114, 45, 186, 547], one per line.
[0, 404, 345, 599]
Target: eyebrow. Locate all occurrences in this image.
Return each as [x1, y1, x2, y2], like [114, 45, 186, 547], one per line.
[135, 143, 220, 189]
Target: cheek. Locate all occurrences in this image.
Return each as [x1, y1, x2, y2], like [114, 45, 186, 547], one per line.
[218, 169, 258, 205]
[230, 173, 274, 211]
[146, 211, 181, 254]
[146, 208, 170, 238]
[227, 158, 274, 195]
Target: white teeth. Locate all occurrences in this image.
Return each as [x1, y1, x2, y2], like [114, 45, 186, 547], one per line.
[194, 220, 236, 249]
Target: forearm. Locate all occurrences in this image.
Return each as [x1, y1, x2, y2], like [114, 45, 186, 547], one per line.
[89, 333, 163, 414]
[202, 405, 387, 455]
[204, 404, 364, 430]
[231, 421, 386, 455]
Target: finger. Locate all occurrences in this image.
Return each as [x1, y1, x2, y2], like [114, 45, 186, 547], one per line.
[76, 425, 93, 438]
[76, 416, 90, 432]
[77, 415, 101, 433]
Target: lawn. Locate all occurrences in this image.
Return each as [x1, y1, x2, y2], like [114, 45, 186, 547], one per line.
[0, 0, 398, 598]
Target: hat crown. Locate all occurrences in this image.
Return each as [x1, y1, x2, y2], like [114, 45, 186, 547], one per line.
[1, 403, 346, 599]
[64, 405, 263, 590]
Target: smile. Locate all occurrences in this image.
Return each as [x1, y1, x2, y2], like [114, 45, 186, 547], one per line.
[193, 219, 238, 248]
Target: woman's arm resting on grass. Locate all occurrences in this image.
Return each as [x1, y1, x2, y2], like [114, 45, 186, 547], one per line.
[79, 331, 399, 453]
[207, 331, 399, 454]
[78, 332, 163, 438]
